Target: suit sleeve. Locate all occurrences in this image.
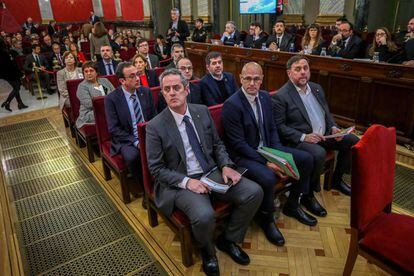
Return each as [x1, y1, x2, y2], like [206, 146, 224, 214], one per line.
[146, 122, 188, 188]
[56, 70, 68, 99]
[179, 21, 190, 40]
[104, 95, 135, 144]
[221, 101, 267, 164]
[272, 94, 304, 144]
[200, 80, 218, 106]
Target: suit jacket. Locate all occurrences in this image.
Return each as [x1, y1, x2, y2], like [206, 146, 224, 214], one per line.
[222, 30, 241, 46]
[47, 52, 64, 70]
[166, 20, 190, 44]
[266, 32, 295, 51]
[244, 32, 269, 49]
[199, 72, 239, 106]
[146, 104, 234, 216]
[0, 50, 22, 81]
[154, 43, 169, 60]
[105, 86, 156, 156]
[146, 53, 160, 69]
[157, 82, 203, 112]
[48, 24, 57, 36]
[222, 89, 282, 165]
[97, 59, 119, 76]
[330, 35, 364, 59]
[271, 81, 337, 145]
[76, 78, 115, 128]
[144, 69, 160, 88]
[56, 67, 83, 109]
[90, 15, 100, 25]
[24, 53, 48, 73]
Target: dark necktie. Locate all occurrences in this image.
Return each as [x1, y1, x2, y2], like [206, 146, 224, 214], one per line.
[276, 37, 280, 47]
[147, 56, 152, 69]
[57, 54, 62, 65]
[34, 55, 40, 66]
[183, 115, 209, 173]
[130, 94, 144, 123]
[106, 63, 113, 75]
[255, 97, 267, 147]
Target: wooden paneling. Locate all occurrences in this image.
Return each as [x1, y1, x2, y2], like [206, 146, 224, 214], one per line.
[186, 42, 414, 144]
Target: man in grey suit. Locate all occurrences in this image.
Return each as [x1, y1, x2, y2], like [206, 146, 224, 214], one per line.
[272, 55, 359, 196]
[146, 69, 263, 276]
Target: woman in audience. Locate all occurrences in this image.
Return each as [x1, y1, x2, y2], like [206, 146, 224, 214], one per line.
[127, 36, 136, 48]
[132, 53, 159, 88]
[76, 61, 114, 128]
[77, 33, 88, 50]
[56, 51, 83, 110]
[69, 42, 87, 64]
[367, 27, 399, 62]
[154, 34, 169, 60]
[300, 23, 326, 55]
[89, 22, 109, 61]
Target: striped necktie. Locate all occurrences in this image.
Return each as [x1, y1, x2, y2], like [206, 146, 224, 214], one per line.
[130, 94, 144, 123]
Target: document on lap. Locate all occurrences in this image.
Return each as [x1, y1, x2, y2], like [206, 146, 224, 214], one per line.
[200, 166, 248, 194]
[257, 147, 300, 180]
[323, 126, 355, 139]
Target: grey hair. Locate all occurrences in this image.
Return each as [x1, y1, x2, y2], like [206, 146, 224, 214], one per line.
[226, 21, 236, 29]
[159, 68, 188, 88]
[171, 8, 180, 14]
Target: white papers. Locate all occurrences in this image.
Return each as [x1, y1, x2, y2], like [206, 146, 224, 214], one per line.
[324, 126, 355, 139]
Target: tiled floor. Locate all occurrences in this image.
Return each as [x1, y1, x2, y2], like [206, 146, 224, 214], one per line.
[0, 80, 58, 119]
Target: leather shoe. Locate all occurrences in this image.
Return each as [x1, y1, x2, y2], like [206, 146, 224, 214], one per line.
[201, 250, 220, 276]
[260, 221, 285, 246]
[332, 180, 351, 196]
[302, 196, 327, 217]
[18, 103, 28, 109]
[1, 101, 12, 112]
[216, 235, 250, 265]
[283, 206, 317, 226]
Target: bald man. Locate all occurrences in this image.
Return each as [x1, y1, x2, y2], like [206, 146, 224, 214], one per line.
[222, 62, 327, 247]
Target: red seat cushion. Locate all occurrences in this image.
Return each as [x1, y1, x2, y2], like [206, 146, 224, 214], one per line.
[171, 201, 232, 226]
[62, 105, 71, 117]
[360, 213, 414, 274]
[101, 141, 127, 171]
[77, 124, 96, 137]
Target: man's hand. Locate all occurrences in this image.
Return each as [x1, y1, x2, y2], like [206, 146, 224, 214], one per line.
[222, 166, 241, 185]
[304, 133, 325, 143]
[254, 28, 261, 37]
[267, 162, 286, 178]
[331, 126, 344, 141]
[187, 179, 211, 194]
[222, 31, 229, 37]
[332, 33, 342, 43]
[269, 42, 278, 51]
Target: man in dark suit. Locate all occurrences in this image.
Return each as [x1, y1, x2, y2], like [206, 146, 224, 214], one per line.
[328, 22, 364, 59]
[199, 51, 239, 106]
[191, 18, 207, 43]
[136, 38, 159, 69]
[47, 43, 64, 70]
[222, 62, 326, 246]
[41, 35, 53, 54]
[166, 8, 190, 47]
[110, 34, 128, 53]
[165, 43, 185, 69]
[47, 20, 58, 37]
[244, 22, 268, 49]
[105, 62, 156, 184]
[272, 55, 360, 196]
[97, 45, 119, 76]
[266, 20, 295, 52]
[24, 44, 54, 94]
[89, 11, 100, 25]
[146, 68, 263, 276]
[221, 21, 241, 46]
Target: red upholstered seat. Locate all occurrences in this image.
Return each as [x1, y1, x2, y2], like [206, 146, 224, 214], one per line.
[159, 58, 172, 67]
[149, 86, 160, 108]
[77, 124, 96, 137]
[101, 141, 127, 171]
[359, 213, 414, 273]
[154, 67, 165, 77]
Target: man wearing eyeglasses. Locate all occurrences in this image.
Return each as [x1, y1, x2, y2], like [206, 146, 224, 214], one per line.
[105, 62, 156, 190]
[222, 62, 323, 247]
[136, 38, 159, 69]
[328, 21, 363, 59]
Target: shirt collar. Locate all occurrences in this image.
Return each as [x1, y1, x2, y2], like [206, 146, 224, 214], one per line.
[169, 105, 191, 126]
[121, 85, 136, 98]
[241, 87, 258, 103]
[292, 82, 311, 95]
[104, 59, 113, 65]
[210, 73, 223, 81]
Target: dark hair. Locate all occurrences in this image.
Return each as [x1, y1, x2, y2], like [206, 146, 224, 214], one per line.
[275, 19, 285, 26]
[93, 22, 108, 38]
[82, 61, 98, 74]
[195, 18, 204, 24]
[341, 21, 354, 30]
[62, 51, 78, 67]
[32, 44, 40, 50]
[136, 38, 148, 47]
[52, 42, 60, 47]
[156, 34, 164, 40]
[336, 16, 347, 23]
[301, 23, 322, 50]
[115, 61, 134, 79]
[250, 22, 262, 29]
[205, 51, 221, 65]
[286, 55, 309, 69]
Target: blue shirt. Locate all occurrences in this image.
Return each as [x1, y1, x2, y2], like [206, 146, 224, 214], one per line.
[122, 86, 143, 147]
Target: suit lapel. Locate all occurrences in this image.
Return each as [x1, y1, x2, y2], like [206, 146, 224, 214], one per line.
[239, 91, 259, 131]
[137, 87, 147, 121]
[310, 85, 329, 117]
[287, 82, 312, 127]
[208, 74, 222, 102]
[188, 105, 207, 155]
[117, 88, 133, 128]
[163, 109, 187, 167]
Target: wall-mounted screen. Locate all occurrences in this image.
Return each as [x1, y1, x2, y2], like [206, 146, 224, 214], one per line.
[240, 0, 277, 14]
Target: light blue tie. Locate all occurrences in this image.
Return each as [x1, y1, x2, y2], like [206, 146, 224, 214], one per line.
[130, 94, 143, 123]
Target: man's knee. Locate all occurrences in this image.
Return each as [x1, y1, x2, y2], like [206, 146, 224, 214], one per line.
[193, 209, 215, 227]
[237, 179, 264, 205]
[121, 146, 140, 164]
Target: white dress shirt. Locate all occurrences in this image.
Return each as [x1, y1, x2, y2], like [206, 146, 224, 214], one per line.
[169, 106, 204, 189]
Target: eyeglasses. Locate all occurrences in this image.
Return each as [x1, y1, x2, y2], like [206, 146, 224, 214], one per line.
[375, 33, 386, 37]
[242, 76, 262, 83]
[124, 73, 141, 79]
[178, 66, 193, 71]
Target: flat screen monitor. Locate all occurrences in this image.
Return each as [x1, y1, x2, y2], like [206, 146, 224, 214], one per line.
[240, 0, 277, 14]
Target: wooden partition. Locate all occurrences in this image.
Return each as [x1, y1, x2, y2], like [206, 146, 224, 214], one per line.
[185, 42, 414, 144]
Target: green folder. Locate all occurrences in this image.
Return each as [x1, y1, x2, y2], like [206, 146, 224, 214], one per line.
[257, 147, 300, 180]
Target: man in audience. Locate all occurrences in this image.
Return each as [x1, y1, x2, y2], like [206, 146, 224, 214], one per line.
[22, 17, 35, 33]
[105, 62, 156, 185]
[10, 39, 24, 57]
[199, 51, 239, 106]
[192, 18, 207, 43]
[221, 21, 241, 46]
[60, 24, 72, 38]
[48, 20, 58, 37]
[244, 22, 268, 49]
[334, 16, 347, 34]
[24, 44, 54, 94]
[61, 36, 71, 51]
[403, 38, 414, 66]
[222, 62, 326, 245]
[136, 38, 159, 69]
[146, 68, 263, 275]
[166, 8, 190, 47]
[329, 21, 364, 59]
[97, 45, 119, 76]
[41, 35, 53, 54]
[165, 43, 185, 69]
[266, 20, 295, 52]
[395, 17, 414, 46]
[89, 11, 100, 25]
[110, 34, 128, 52]
[272, 55, 359, 196]
[48, 42, 64, 70]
